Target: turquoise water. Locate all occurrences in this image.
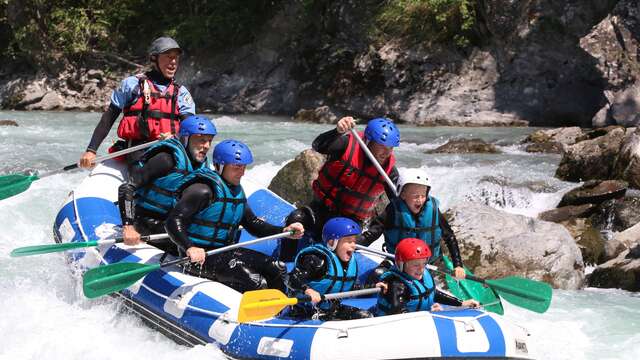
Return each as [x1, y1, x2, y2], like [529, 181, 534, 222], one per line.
[0, 111, 637, 359]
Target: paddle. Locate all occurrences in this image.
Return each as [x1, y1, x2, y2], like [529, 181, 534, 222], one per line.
[349, 128, 398, 196]
[238, 287, 381, 323]
[355, 245, 551, 313]
[441, 255, 504, 315]
[10, 233, 169, 257]
[82, 230, 294, 299]
[0, 140, 159, 201]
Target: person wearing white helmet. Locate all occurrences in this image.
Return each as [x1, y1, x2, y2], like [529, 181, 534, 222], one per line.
[360, 168, 467, 280]
[79, 36, 196, 168]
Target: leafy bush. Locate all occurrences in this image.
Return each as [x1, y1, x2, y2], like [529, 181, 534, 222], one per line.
[375, 0, 477, 47]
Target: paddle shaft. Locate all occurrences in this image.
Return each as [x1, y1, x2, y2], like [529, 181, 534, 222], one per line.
[349, 128, 398, 196]
[158, 231, 294, 268]
[38, 140, 159, 179]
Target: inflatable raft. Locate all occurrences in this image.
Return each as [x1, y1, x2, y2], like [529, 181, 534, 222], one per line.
[52, 162, 533, 359]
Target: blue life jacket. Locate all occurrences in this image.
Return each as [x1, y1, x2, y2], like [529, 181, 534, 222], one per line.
[384, 196, 442, 260]
[376, 267, 435, 316]
[182, 167, 246, 248]
[135, 138, 203, 217]
[294, 244, 358, 310]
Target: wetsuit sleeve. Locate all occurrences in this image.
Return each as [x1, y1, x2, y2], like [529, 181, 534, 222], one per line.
[380, 278, 410, 314]
[359, 203, 393, 246]
[312, 129, 349, 159]
[288, 252, 327, 291]
[86, 104, 122, 153]
[440, 210, 463, 268]
[117, 151, 176, 225]
[434, 289, 463, 307]
[165, 182, 213, 251]
[240, 206, 284, 238]
[385, 166, 400, 199]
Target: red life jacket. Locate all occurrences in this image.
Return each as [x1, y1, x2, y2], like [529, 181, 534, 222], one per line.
[312, 131, 395, 221]
[117, 75, 181, 141]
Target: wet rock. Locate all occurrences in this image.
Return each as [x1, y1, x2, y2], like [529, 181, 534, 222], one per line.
[604, 222, 640, 261]
[525, 142, 563, 154]
[612, 127, 640, 189]
[611, 85, 640, 127]
[292, 106, 338, 124]
[268, 149, 326, 206]
[612, 195, 640, 232]
[524, 127, 583, 147]
[556, 127, 628, 182]
[558, 180, 628, 207]
[25, 92, 62, 110]
[588, 247, 640, 292]
[0, 120, 18, 126]
[446, 202, 584, 289]
[538, 204, 596, 223]
[561, 218, 606, 265]
[427, 139, 500, 154]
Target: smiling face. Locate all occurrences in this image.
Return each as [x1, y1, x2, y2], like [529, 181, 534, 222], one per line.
[367, 141, 393, 164]
[156, 49, 180, 78]
[400, 183, 428, 214]
[221, 164, 246, 186]
[187, 134, 213, 163]
[331, 235, 357, 262]
[403, 258, 428, 280]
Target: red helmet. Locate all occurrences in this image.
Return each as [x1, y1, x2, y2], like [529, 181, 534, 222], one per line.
[395, 238, 431, 270]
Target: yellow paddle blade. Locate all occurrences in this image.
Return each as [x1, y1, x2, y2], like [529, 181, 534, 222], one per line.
[238, 289, 299, 323]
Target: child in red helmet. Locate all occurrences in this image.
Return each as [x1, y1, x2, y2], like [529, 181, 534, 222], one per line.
[375, 238, 479, 315]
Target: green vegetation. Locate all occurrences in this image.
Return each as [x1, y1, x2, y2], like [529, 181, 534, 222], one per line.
[0, 0, 282, 69]
[375, 0, 478, 47]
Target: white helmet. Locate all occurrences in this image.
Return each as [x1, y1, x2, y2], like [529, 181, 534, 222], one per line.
[397, 168, 430, 194]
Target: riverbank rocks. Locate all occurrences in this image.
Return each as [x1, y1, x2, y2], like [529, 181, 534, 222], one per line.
[588, 246, 640, 292]
[538, 204, 596, 223]
[612, 194, 640, 232]
[427, 139, 499, 154]
[446, 202, 584, 289]
[561, 218, 606, 266]
[558, 180, 628, 207]
[268, 149, 325, 206]
[0, 120, 18, 126]
[612, 127, 640, 189]
[292, 106, 338, 124]
[523, 127, 583, 154]
[556, 127, 628, 182]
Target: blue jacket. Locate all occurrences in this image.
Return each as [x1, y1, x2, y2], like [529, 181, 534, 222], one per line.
[384, 196, 442, 260]
[135, 138, 203, 217]
[376, 267, 435, 316]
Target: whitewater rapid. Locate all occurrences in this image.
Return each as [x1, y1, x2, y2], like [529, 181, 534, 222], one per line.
[0, 112, 637, 359]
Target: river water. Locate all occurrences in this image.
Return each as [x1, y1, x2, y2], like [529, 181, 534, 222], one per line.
[0, 111, 637, 359]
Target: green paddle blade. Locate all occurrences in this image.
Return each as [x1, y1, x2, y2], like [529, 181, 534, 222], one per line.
[0, 174, 38, 200]
[485, 276, 552, 314]
[442, 256, 504, 315]
[10, 241, 99, 257]
[83, 262, 160, 299]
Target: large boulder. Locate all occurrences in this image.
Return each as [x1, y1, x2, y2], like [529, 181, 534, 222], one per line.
[560, 218, 606, 266]
[268, 149, 325, 206]
[0, 120, 18, 126]
[558, 180, 628, 207]
[556, 127, 628, 181]
[538, 204, 596, 223]
[588, 246, 640, 291]
[612, 194, 640, 232]
[612, 127, 640, 189]
[610, 85, 640, 127]
[427, 138, 500, 154]
[524, 127, 583, 148]
[446, 202, 585, 289]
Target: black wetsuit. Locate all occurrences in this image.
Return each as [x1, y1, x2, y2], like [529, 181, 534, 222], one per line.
[378, 276, 463, 315]
[287, 251, 372, 321]
[85, 70, 189, 163]
[281, 129, 399, 260]
[118, 149, 182, 254]
[165, 178, 288, 293]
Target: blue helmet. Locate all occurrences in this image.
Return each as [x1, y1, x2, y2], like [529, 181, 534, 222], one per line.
[322, 217, 361, 250]
[213, 139, 254, 166]
[364, 118, 400, 147]
[179, 115, 217, 138]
